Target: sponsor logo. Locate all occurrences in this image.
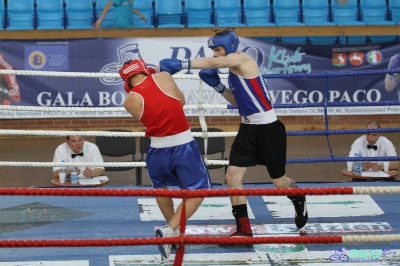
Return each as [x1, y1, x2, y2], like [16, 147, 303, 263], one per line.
[329, 247, 397, 263]
[28, 51, 46, 69]
[349, 52, 364, 66]
[367, 50, 383, 64]
[332, 53, 346, 67]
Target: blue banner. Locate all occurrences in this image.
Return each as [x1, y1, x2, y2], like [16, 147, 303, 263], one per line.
[0, 37, 399, 118]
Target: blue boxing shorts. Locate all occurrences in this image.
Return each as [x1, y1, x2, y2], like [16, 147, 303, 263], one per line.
[146, 133, 212, 190]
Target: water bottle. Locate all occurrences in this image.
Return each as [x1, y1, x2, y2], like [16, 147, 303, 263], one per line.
[353, 153, 362, 175]
[71, 166, 78, 184]
[60, 160, 66, 174]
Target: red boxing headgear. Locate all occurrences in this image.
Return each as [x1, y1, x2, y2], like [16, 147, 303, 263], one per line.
[119, 59, 150, 91]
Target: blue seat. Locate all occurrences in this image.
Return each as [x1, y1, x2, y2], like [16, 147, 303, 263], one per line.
[331, 0, 365, 25]
[389, 0, 400, 24]
[0, 0, 5, 29]
[214, 0, 245, 27]
[280, 36, 308, 45]
[155, 0, 184, 28]
[360, 0, 396, 43]
[308, 36, 338, 45]
[360, 0, 395, 25]
[302, 0, 335, 26]
[243, 0, 275, 27]
[36, 0, 65, 30]
[96, 0, 115, 28]
[6, 0, 35, 30]
[273, 0, 304, 26]
[331, 0, 367, 45]
[133, 0, 154, 28]
[65, 0, 94, 29]
[185, 0, 214, 28]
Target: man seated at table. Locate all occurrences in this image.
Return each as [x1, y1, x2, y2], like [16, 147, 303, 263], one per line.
[53, 130, 105, 178]
[349, 121, 399, 172]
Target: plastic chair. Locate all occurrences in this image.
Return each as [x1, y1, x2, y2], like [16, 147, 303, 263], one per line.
[65, 0, 94, 29]
[302, 0, 335, 26]
[133, 0, 154, 28]
[243, 0, 275, 27]
[389, 0, 400, 24]
[360, 0, 395, 25]
[95, 129, 141, 185]
[6, 0, 35, 30]
[95, 0, 115, 28]
[154, 0, 184, 28]
[273, 0, 304, 26]
[191, 128, 228, 174]
[308, 36, 338, 45]
[214, 0, 245, 27]
[36, 0, 65, 30]
[184, 0, 214, 28]
[0, 0, 5, 29]
[331, 0, 365, 25]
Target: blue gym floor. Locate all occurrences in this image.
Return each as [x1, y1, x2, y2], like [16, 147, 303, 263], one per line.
[0, 181, 399, 265]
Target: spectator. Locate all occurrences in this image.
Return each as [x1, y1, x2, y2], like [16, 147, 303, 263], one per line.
[349, 121, 399, 171]
[53, 130, 105, 178]
[93, 0, 148, 30]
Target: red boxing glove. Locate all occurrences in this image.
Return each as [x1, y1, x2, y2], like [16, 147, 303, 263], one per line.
[148, 67, 156, 74]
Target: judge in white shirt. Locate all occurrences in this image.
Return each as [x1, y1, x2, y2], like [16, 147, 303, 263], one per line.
[53, 131, 105, 178]
[349, 121, 399, 172]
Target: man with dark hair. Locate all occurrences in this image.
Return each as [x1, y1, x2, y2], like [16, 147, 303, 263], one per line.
[119, 58, 212, 260]
[349, 121, 399, 171]
[159, 28, 308, 237]
[53, 130, 105, 178]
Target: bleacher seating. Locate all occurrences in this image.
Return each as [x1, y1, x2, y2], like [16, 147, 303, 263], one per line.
[155, 0, 184, 28]
[133, 0, 154, 28]
[7, 0, 35, 30]
[360, 0, 397, 43]
[273, 0, 307, 45]
[95, 0, 115, 28]
[0, 0, 398, 46]
[331, 0, 367, 45]
[36, 0, 65, 30]
[243, 0, 275, 27]
[389, 0, 400, 24]
[185, 0, 214, 28]
[0, 0, 5, 30]
[65, 0, 94, 29]
[214, 0, 245, 27]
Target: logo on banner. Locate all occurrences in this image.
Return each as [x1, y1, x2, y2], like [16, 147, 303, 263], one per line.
[349, 52, 364, 66]
[329, 247, 396, 263]
[332, 53, 346, 67]
[367, 50, 383, 64]
[28, 51, 46, 69]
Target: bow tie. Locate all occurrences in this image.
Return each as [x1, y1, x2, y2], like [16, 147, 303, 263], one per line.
[367, 145, 377, 150]
[71, 152, 84, 158]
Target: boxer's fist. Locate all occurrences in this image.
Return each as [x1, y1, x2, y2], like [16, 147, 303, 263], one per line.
[159, 58, 191, 75]
[199, 69, 225, 93]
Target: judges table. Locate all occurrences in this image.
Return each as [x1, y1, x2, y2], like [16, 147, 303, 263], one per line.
[342, 169, 399, 181]
[51, 176, 109, 187]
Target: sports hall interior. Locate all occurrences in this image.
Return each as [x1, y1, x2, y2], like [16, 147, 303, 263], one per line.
[1, 0, 400, 188]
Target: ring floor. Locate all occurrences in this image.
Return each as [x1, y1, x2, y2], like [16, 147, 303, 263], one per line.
[1, 181, 400, 265]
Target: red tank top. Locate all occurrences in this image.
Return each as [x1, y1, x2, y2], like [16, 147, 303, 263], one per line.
[132, 75, 189, 137]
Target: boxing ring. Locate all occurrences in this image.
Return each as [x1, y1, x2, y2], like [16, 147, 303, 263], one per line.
[0, 69, 400, 265]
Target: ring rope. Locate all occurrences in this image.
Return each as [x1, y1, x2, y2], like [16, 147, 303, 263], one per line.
[1, 186, 400, 197]
[2, 234, 400, 248]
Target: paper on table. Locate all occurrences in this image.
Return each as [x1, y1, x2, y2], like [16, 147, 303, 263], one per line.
[79, 179, 101, 185]
[361, 171, 390, 178]
[93, 176, 109, 181]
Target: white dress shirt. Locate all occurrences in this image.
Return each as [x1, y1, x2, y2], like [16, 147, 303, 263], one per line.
[349, 135, 397, 165]
[53, 141, 104, 173]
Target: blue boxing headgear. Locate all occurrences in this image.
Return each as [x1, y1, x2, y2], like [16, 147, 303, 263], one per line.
[208, 30, 239, 55]
[388, 54, 400, 69]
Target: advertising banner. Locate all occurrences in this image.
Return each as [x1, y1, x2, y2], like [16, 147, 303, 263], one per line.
[0, 37, 399, 119]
